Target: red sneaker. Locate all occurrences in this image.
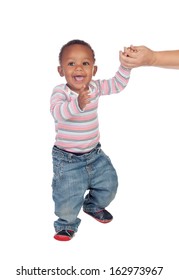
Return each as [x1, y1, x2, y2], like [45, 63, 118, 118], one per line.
[54, 230, 74, 241]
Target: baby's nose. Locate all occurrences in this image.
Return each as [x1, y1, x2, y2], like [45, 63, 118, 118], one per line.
[75, 64, 83, 71]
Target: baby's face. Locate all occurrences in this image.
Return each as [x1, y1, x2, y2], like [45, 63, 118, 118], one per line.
[58, 44, 97, 94]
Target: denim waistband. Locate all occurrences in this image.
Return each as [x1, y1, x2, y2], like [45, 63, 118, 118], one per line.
[53, 143, 101, 159]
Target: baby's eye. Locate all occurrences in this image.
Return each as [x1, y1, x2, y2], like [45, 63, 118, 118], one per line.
[83, 61, 90, 66]
[68, 62, 75, 66]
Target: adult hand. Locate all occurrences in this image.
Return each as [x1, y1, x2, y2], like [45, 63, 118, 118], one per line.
[120, 45, 155, 68]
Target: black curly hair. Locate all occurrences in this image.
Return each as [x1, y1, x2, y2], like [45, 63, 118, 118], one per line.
[59, 39, 95, 64]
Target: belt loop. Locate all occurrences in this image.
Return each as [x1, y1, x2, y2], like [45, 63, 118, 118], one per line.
[97, 144, 101, 154]
[65, 152, 72, 162]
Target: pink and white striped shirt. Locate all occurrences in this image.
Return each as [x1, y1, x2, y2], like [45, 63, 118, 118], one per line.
[50, 65, 131, 153]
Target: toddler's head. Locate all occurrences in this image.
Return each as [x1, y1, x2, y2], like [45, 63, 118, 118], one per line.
[59, 39, 95, 64]
[58, 39, 97, 94]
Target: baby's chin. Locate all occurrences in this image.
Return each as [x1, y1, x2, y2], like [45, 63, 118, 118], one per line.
[67, 82, 90, 94]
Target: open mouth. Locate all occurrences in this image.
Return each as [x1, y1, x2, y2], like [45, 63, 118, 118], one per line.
[74, 76, 85, 82]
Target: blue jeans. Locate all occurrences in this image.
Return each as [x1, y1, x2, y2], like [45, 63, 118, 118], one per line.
[52, 143, 118, 232]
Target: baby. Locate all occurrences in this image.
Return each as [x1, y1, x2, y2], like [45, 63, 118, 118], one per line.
[50, 39, 131, 241]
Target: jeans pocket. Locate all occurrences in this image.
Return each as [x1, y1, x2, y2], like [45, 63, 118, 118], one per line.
[101, 150, 113, 165]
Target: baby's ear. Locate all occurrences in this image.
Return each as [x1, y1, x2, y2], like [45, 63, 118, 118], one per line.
[93, 65, 98, 76]
[57, 66, 64, 77]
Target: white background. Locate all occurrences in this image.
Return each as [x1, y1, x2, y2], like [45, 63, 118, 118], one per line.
[0, 0, 179, 279]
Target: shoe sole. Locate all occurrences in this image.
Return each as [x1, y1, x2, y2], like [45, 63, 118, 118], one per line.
[54, 235, 72, 241]
[94, 218, 113, 223]
[54, 233, 74, 241]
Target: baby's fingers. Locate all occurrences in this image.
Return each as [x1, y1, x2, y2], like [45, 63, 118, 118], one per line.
[79, 84, 89, 94]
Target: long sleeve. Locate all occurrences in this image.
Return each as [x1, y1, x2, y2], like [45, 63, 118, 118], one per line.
[94, 65, 131, 96]
[50, 85, 82, 121]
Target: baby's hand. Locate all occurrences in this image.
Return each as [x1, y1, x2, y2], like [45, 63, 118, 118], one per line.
[78, 85, 91, 110]
[123, 46, 137, 56]
[128, 45, 138, 53]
